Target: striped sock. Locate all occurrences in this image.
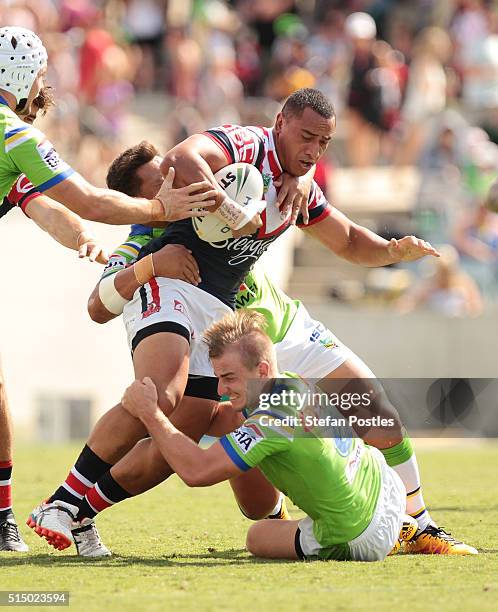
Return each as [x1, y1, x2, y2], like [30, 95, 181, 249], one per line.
[0, 460, 13, 519]
[77, 470, 131, 522]
[48, 445, 112, 508]
[380, 436, 433, 532]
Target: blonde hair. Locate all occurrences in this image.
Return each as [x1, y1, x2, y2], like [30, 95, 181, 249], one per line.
[203, 310, 274, 369]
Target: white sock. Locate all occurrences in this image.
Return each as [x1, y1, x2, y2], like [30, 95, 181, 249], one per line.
[267, 492, 285, 518]
[393, 455, 433, 532]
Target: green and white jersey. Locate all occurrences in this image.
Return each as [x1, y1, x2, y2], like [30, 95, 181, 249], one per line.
[103, 228, 298, 343]
[0, 99, 74, 199]
[219, 374, 382, 548]
[235, 265, 299, 343]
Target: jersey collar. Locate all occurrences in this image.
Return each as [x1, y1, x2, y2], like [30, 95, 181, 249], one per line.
[269, 128, 283, 179]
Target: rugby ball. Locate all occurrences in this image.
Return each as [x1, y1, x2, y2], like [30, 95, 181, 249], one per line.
[192, 163, 264, 243]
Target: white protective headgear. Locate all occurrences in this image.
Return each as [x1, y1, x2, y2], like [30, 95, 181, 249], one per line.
[0, 26, 48, 109]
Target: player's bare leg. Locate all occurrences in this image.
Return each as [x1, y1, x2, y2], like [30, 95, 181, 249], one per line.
[0, 358, 28, 552]
[28, 332, 190, 552]
[230, 468, 286, 520]
[106, 395, 218, 496]
[318, 357, 477, 554]
[246, 516, 418, 561]
[78, 396, 286, 520]
[107, 395, 286, 521]
[246, 519, 300, 560]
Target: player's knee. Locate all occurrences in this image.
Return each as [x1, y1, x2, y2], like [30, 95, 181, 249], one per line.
[238, 503, 269, 521]
[156, 388, 181, 417]
[245, 524, 263, 556]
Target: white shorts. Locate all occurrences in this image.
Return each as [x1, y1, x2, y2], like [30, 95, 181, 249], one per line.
[298, 448, 405, 562]
[123, 278, 231, 377]
[275, 303, 352, 379]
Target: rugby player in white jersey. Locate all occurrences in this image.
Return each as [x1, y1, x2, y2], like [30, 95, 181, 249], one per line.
[73, 140, 475, 557]
[28, 88, 475, 556]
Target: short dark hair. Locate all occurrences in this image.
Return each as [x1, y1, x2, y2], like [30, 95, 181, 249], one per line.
[281, 88, 335, 120]
[106, 141, 160, 196]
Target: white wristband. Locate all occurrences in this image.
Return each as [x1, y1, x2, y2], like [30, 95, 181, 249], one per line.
[233, 198, 266, 230]
[214, 195, 246, 228]
[214, 195, 266, 230]
[98, 274, 130, 315]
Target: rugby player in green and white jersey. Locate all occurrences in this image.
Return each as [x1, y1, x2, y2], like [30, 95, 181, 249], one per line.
[121, 309, 414, 562]
[74, 141, 476, 557]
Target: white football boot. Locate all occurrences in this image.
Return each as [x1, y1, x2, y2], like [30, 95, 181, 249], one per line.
[27, 501, 77, 551]
[72, 518, 112, 557]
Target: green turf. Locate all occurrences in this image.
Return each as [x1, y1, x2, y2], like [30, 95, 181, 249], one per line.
[1, 443, 497, 611]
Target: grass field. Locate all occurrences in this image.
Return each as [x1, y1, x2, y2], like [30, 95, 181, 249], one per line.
[1, 442, 497, 611]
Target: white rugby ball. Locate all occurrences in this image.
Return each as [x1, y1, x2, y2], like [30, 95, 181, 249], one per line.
[192, 163, 264, 243]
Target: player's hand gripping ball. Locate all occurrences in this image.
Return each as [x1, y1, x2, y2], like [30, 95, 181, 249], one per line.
[192, 163, 265, 243]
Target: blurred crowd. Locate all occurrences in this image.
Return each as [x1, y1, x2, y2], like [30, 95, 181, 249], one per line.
[1, 0, 497, 313]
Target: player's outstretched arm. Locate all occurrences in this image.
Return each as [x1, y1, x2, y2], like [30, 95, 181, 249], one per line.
[45, 169, 217, 226]
[122, 378, 242, 486]
[25, 195, 108, 263]
[305, 209, 440, 266]
[88, 243, 201, 323]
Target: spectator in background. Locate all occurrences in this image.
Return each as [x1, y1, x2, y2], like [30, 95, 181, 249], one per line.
[344, 12, 399, 167]
[123, 0, 167, 91]
[419, 124, 461, 176]
[78, 6, 115, 106]
[93, 44, 135, 140]
[450, 0, 489, 73]
[395, 245, 483, 317]
[166, 26, 202, 102]
[196, 2, 244, 122]
[458, 9, 498, 121]
[453, 196, 498, 296]
[267, 22, 316, 101]
[198, 45, 244, 125]
[462, 128, 498, 199]
[396, 27, 452, 165]
[306, 9, 349, 113]
[237, 0, 296, 91]
[414, 112, 470, 243]
[235, 27, 262, 96]
[369, 39, 406, 162]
